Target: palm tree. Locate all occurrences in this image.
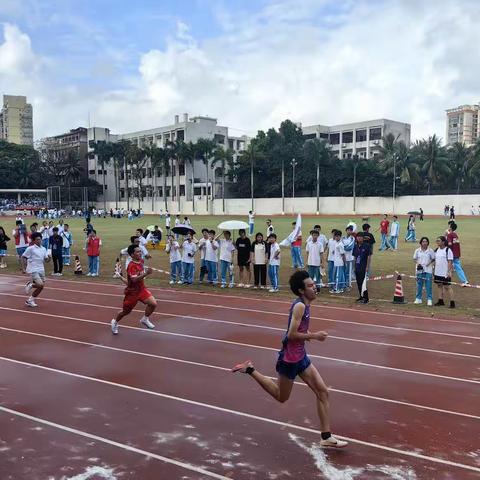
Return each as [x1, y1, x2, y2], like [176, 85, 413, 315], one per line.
[60, 150, 84, 207]
[113, 140, 131, 209]
[413, 135, 449, 193]
[211, 147, 233, 213]
[89, 140, 113, 211]
[469, 139, 480, 188]
[149, 145, 170, 212]
[448, 142, 472, 194]
[240, 141, 264, 211]
[174, 140, 195, 212]
[195, 138, 217, 213]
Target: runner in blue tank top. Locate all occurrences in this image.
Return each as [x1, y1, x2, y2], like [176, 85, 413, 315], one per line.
[232, 270, 348, 448]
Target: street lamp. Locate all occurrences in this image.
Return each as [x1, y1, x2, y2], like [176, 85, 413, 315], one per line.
[352, 154, 359, 214]
[392, 152, 398, 214]
[291, 158, 298, 202]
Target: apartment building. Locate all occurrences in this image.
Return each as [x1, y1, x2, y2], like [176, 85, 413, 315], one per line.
[302, 118, 411, 159]
[87, 114, 249, 205]
[445, 103, 479, 146]
[0, 95, 34, 146]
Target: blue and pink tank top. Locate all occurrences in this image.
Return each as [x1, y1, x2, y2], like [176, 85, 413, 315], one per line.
[280, 298, 310, 363]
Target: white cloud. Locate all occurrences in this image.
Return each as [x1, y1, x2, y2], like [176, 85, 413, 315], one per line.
[1, 0, 479, 141]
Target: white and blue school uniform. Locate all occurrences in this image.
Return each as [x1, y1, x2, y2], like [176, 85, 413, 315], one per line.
[61, 230, 72, 265]
[342, 235, 355, 288]
[166, 241, 182, 282]
[181, 241, 197, 284]
[389, 221, 400, 250]
[306, 239, 323, 288]
[268, 242, 281, 291]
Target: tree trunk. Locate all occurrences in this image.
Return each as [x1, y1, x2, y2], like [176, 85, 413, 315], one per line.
[171, 157, 175, 209]
[192, 160, 195, 214]
[163, 163, 168, 212]
[102, 164, 106, 211]
[152, 166, 156, 213]
[177, 158, 181, 213]
[114, 161, 119, 209]
[205, 156, 209, 214]
[125, 161, 130, 210]
[222, 162, 225, 213]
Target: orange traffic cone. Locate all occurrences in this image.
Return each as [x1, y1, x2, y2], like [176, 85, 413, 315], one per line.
[113, 258, 122, 278]
[74, 255, 83, 275]
[392, 274, 406, 304]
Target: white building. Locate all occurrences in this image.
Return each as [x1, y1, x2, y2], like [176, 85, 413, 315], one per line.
[302, 118, 411, 160]
[87, 114, 249, 212]
[0, 95, 34, 146]
[445, 103, 479, 146]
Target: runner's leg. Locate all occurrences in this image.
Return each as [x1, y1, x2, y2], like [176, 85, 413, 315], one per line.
[250, 371, 294, 403]
[299, 364, 330, 432]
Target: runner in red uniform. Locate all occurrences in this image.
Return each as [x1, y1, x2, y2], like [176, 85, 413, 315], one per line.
[111, 244, 157, 335]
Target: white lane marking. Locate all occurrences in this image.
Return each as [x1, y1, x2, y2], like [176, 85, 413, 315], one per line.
[0, 301, 478, 384]
[1, 356, 479, 475]
[0, 406, 231, 480]
[3, 274, 476, 326]
[1, 307, 478, 420]
[2, 286, 479, 342]
[0, 290, 477, 359]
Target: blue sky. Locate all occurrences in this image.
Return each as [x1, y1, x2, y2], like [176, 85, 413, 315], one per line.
[1, 0, 479, 140]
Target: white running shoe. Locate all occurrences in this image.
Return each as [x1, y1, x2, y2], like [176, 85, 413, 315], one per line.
[414, 298, 422, 304]
[25, 298, 37, 308]
[268, 288, 277, 293]
[177, 280, 183, 284]
[462, 282, 470, 287]
[140, 317, 155, 329]
[228, 284, 234, 288]
[320, 435, 348, 448]
[111, 319, 119, 335]
[86, 272, 92, 277]
[25, 282, 33, 294]
[238, 283, 244, 287]
[169, 280, 174, 285]
[427, 299, 433, 306]
[244, 284, 251, 288]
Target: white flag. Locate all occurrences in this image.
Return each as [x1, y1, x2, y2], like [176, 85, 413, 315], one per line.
[279, 214, 302, 248]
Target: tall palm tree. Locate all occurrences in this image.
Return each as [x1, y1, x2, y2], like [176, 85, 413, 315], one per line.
[469, 139, 480, 188]
[413, 135, 449, 193]
[89, 140, 113, 211]
[211, 147, 233, 213]
[195, 138, 217, 213]
[448, 142, 472, 194]
[60, 150, 84, 207]
[113, 140, 131, 209]
[150, 145, 170, 212]
[174, 140, 195, 212]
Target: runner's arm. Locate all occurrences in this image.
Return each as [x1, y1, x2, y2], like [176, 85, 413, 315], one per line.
[287, 303, 326, 342]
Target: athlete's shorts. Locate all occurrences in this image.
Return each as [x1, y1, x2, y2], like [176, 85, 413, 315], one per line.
[434, 275, 451, 285]
[276, 353, 311, 380]
[31, 272, 45, 285]
[122, 288, 152, 311]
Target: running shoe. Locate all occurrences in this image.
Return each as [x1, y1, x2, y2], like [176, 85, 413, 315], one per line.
[140, 317, 155, 329]
[427, 300, 433, 306]
[169, 280, 175, 285]
[25, 298, 37, 308]
[461, 282, 470, 287]
[25, 282, 33, 294]
[238, 283, 244, 288]
[320, 435, 348, 448]
[414, 298, 422, 304]
[111, 319, 119, 335]
[231, 360, 254, 374]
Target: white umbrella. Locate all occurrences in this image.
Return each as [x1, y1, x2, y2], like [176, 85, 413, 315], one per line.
[218, 220, 249, 230]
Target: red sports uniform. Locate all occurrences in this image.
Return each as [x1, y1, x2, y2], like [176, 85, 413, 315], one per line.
[123, 260, 152, 311]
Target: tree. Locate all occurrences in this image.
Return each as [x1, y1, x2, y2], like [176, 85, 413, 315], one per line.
[448, 142, 472, 194]
[211, 146, 233, 213]
[89, 140, 114, 210]
[174, 140, 195, 212]
[125, 142, 148, 209]
[59, 150, 84, 207]
[302, 138, 331, 211]
[195, 138, 217, 213]
[149, 145, 170, 212]
[113, 140, 131, 209]
[413, 135, 450, 193]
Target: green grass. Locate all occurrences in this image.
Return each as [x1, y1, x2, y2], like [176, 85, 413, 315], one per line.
[1, 213, 479, 318]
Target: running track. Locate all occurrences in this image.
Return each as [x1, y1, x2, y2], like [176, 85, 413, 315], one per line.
[0, 273, 479, 479]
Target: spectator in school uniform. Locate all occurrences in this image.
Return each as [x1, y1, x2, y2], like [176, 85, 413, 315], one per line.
[306, 229, 323, 290]
[235, 229, 252, 288]
[267, 233, 280, 292]
[49, 227, 63, 276]
[85, 229, 102, 277]
[413, 237, 435, 306]
[12, 220, 30, 269]
[446, 223, 469, 286]
[181, 233, 197, 285]
[331, 230, 346, 294]
[290, 222, 304, 269]
[389, 216, 400, 251]
[248, 211, 255, 236]
[342, 226, 355, 289]
[0, 226, 10, 269]
[326, 229, 336, 287]
[61, 224, 73, 266]
[166, 235, 182, 284]
[353, 233, 372, 304]
[251, 233, 267, 289]
[197, 229, 209, 283]
[434, 236, 455, 308]
[219, 231, 236, 288]
[204, 230, 219, 285]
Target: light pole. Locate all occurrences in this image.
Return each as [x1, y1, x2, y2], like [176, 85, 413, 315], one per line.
[392, 152, 397, 214]
[250, 154, 254, 212]
[316, 157, 320, 215]
[291, 158, 297, 204]
[281, 159, 285, 215]
[352, 154, 359, 214]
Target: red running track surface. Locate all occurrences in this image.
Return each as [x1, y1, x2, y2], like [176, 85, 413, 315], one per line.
[0, 273, 479, 479]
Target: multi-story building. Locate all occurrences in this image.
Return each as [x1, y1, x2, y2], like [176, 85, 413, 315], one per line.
[302, 118, 411, 159]
[87, 114, 249, 207]
[0, 95, 34, 146]
[445, 103, 480, 146]
[38, 127, 90, 181]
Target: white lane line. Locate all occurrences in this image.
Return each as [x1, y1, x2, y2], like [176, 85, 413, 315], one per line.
[0, 296, 477, 360]
[1, 356, 479, 475]
[1, 319, 479, 421]
[2, 286, 479, 341]
[0, 307, 479, 385]
[3, 274, 476, 325]
[0, 405, 230, 480]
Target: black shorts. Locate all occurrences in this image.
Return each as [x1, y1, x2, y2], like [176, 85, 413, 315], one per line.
[434, 275, 451, 285]
[276, 354, 311, 380]
[238, 259, 250, 268]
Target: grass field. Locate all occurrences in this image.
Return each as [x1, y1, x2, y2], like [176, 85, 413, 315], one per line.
[1, 213, 479, 317]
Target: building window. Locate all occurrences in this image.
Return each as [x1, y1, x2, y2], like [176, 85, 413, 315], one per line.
[319, 133, 328, 140]
[329, 133, 340, 144]
[342, 131, 353, 143]
[89, 169, 95, 175]
[303, 133, 316, 140]
[228, 139, 234, 149]
[194, 187, 202, 195]
[369, 127, 382, 140]
[120, 188, 125, 198]
[214, 134, 225, 145]
[180, 185, 185, 196]
[179, 164, 185, 176]
[356, 130, 367, 142]
[176, 130, 185, 141]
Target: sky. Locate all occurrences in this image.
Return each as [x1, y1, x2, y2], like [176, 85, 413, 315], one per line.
[1, 0, 479, 142]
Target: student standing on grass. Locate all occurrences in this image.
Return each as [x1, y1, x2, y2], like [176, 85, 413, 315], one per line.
[389, 215, 400, 251]
[181, 233, 197, 285]
[61, 224, 72, 266]
[166, 234, 182, 284]
[352, 233, 371, 304]
[232, 270, 348, 449]
[111, 244, 157, 335]
[268, 233, 281, 292]
[326, 229, 336, 288]
[197, 229, 209, 283]
[219, 230, 236, 288]
[204, 230, 219, 285]
[0, 226, 10, 269]
[331, 230, 346, 294]
[85, 229, 101, 277]
[342, 226, 355, 289]
[419, 208, 424, 221]
[248, 210, 255, 236]
[434, 236, 455, 308]
[251, 233, 267, 289]
[40, 220, 50, 249]
[235, 229, 251, 288]
[446, 223, 469, 286]
[290, 222, 304, 269]
[165, 213, 171, 234]
[413, 237, 435, 306]
[49, 227, 63, 276]
[308, 225, 328, 287]
[378, 214, 390, 251]
[405, 215, 416, 242]
[266, 219, 274, 237]
[306, 230, 323, 290]
[23, 232, 50, 308]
